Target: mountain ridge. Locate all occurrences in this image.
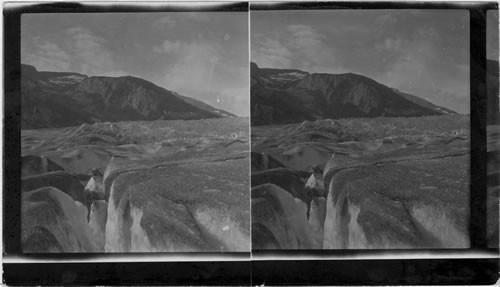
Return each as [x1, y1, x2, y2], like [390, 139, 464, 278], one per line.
[21, 64, 235, 129]
[251, 62, 457, 125]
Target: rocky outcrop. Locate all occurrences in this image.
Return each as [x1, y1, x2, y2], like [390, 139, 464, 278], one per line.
[251, 183, 317, 249]
[104, 155, 250, 252]
[22, 187, 97, 252]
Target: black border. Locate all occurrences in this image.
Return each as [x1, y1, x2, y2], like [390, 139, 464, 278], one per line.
[4, 1, 22, 256]
[3, 1, 500, 285]
[250, 259, 499, 285]
[250, 1, 493, 10]
[3, 261, 252, 285]
[3, 259, 499, 285]
[470, 6, 488, 249]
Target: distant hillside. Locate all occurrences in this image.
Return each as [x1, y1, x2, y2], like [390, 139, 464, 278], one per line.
[391, 89, 457, 115]
[21, 64, 234, 129]
[174, 93, 236, 118]
[251, 62, 457, 126]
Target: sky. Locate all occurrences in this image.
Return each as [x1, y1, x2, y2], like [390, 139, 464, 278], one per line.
[22, 12, 249, 116]
[252, 10, 470, 114]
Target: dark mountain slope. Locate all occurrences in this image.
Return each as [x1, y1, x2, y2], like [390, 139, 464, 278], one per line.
[251, 62, 309, 90]
[175, 93, 236, 118]
[21, 64, 233, 129]
[251, 62, 457, 125]
[392, 89, 457, 115]
[251, 63, 314, 125]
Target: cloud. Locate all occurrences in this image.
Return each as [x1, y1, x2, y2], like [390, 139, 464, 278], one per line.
[375, 13, 398, 24]
[374, 11, 422, 25]
[376, 38, 404, 52]
[64, 27, 123, 76]
[377, 33, 469, 113]
[283, 24, 343, 72]
[154, 37, 248, 116]
[161, 39, 221, 96]
[22, 27, 124, 76]
[23, 38, 71, 71]
[287, 24, 325, 48]
[152, 13, 209, 30]
[252, 25, 344, 73]
[286, 24, 339, 73]
[217, 87, 249, 117]
[251, 34, 293, 68]
[184, 12, 211, 22]
[153, 16, 176, 28]
[153, 40, 184, 54]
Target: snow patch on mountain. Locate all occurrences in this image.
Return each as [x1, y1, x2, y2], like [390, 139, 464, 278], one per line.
[269, 72, 308, 83]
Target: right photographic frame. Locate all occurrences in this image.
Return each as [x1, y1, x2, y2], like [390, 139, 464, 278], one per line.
[250, 8, 473, 250]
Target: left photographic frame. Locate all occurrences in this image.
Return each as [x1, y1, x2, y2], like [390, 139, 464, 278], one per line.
[10, 2, 250, 254]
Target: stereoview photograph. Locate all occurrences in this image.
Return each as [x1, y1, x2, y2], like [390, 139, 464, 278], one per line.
[20, 12, 250, 252]
[251, 10, 471, 249]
